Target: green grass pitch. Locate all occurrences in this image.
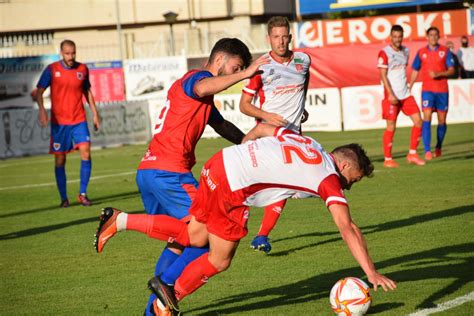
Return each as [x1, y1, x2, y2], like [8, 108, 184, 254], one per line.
[0, 123, 473, 315]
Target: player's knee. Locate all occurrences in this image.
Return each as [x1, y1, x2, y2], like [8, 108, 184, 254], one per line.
[211, 258, 232, 272]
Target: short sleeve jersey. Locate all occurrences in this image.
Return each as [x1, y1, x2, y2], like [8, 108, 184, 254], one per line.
[222, 127, 347, 208]
[138, 70, 224, 173]
[242, 51, 311, 133]
[377, 45, 410, 100]
[412, 45, 454, 93]
[37, 61, 91, 125]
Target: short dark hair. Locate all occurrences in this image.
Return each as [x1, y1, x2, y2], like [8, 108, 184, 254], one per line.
[60, 39, 76, 50]
[332, 143, 374, 178]
[209, 38, 252, 68]
[426, 26, 440, 36]
[391, 25, 404, 34]
[267, 16, 290, 35]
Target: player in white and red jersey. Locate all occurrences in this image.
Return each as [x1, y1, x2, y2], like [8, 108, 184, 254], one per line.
[240, 16, 311, 253]
[95, 124, 397, 315]
[377, 25, 425, 168]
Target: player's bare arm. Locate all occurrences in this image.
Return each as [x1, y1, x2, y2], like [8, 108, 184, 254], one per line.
[429, 66, 455, 79]
[35, 87, 49, 127]
[241, 123, 278, 143]
[239, 92, 288, 126]
[84, 89, 101, 131]
[328, 203, 397, 292]
[408, 70, 418, 91]
[379, 68, 398, 104]
[209, 119, 245, 144]
[194, 55, 270, 97]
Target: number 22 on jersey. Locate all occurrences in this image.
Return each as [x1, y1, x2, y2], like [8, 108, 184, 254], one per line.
[279, 134, 322, 165]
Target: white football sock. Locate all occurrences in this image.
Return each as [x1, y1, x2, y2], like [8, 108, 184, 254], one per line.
[116, 213, 128, 231]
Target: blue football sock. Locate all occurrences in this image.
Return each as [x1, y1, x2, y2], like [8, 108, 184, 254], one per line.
[55, 166, 67, 201]
[436, 124, 447, 149]
[144, 248, 180, 315]
[160, 246, 209, 285]
[79, 160, 92, 195]
[422, 121, 431, 153]
[155, 247, 180, 276]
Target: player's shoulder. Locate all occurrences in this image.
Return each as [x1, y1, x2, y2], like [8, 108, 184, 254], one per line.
[438, 44, 450, 53]
[293, 51, 311, 64]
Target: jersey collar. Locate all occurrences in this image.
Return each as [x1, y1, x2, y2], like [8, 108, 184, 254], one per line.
[269, 50, 294, 65]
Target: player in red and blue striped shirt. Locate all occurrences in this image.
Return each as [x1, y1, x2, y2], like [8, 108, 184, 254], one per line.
[36, 40, 101, 207]
[409, 27, 455, 160]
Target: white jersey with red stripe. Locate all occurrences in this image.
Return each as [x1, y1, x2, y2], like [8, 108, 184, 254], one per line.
[222, 127, 347, 208]
[242, 51, 311, 132]
[377, 45, 410, 100]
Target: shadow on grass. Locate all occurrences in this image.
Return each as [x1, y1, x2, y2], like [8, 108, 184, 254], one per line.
[0, 209, 143, 240]
[0, 190, 140, 219]
[190, 243, 473, 315]
[268, 205, 472, 257]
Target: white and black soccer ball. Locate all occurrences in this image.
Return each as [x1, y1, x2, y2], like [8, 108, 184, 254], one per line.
[329, 277, 372, 316]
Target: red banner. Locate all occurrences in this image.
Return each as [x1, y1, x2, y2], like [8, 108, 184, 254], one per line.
[299, 35, 474, 89]
[87, 61, 125, 103]
[296, 9, 469, 48]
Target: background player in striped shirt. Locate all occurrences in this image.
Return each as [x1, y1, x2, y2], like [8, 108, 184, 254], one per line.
[239, 16, 311, 253]
[409, 27, 455, 160]
[36, 40, 101, 207]
[377, 25, 425, 168]
[95, 124, 396, 315]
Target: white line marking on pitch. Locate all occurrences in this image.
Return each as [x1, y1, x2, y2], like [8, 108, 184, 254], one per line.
[0, 171, 135, 191]
[407, 291, 474, 315]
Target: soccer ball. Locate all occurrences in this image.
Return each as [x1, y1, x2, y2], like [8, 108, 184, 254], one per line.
[329, 277, 372, 316]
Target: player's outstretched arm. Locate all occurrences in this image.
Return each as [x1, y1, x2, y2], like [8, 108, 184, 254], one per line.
[209, 119, 245, 144]
[328, 203, 397, 292]
[408, 70, 418, 91]
[242, 123, 278, 143]
[35, 87, 49, 127]
[194, 55, 270, 98]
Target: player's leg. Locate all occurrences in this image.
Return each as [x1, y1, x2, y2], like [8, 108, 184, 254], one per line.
[50, 123, 74, 207]
[141, 170, 201, 315]
[74, 122, 92, 206]
[402, 96, 425, 166]
[421, 92, 435, 160]
[54, 153, 68, 207]
[173, 233, 239, 301]
[381, 99, 400, 168]
[251, 199, 287, 253]
[434, 93, 449, 157]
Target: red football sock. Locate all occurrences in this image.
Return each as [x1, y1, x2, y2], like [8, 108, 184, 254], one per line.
[174, 253, 219, 301]
[383, 130, 395, 159]
[126, 214, 190, 246]
[258, 199, 286, 236]
[410, 126, 422, 152]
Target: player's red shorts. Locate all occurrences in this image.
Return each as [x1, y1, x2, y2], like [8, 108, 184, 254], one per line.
[382, 96, 419, 121]
[189, 151, 249, 242]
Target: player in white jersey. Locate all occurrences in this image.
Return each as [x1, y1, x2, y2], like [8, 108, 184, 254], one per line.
[378, 24, 425, 168]
[240, 16, 311, 253]
[95, 124, 397, 315]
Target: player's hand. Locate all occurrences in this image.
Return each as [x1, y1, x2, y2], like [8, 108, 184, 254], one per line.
[429, 71, 438, 79]
[301, 109, 309, 123]
[264, 112, 288, 127]
[93, 113, 101, 131]
[38, 108, 49, 127]
[367, 272, 397, 292]
[244, 54, 271, 79]
[250, 235, 272, 253]
[388, 94, 398, 105]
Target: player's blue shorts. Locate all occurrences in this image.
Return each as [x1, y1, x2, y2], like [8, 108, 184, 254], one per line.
[50, 121, 90, 154]
[421, 91, 449, 112]
[136, 169, 198, 220]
